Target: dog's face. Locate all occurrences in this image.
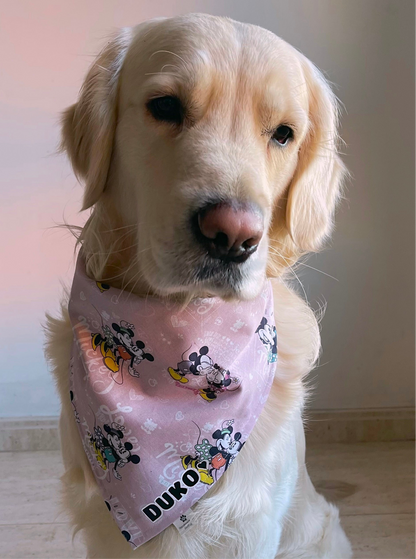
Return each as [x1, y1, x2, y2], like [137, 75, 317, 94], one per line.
[62, 14, 344, 300]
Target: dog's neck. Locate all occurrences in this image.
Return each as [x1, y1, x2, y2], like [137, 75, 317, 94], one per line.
[78, 201, 149, 296]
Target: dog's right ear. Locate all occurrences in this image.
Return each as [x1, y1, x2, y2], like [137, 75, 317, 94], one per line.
[61, 28, 133, 210]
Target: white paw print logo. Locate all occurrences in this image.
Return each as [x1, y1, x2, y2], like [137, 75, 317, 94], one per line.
[214, 317, 223, 326]
[175, 411, 184, 421]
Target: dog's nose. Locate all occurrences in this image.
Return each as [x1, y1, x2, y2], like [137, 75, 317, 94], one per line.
[196, 202, 264, 263]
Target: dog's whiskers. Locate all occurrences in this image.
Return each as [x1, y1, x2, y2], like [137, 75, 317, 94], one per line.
[122, 259, 153, 301]
[269, 244, 339, 282]
[114, 248, 152, 296]
[92, 241, 141, 256]
[270, 247, 339, 282]
[294, 261, 339, 282]
[101, 224, 136, 233]
[268, 246, 309, 302]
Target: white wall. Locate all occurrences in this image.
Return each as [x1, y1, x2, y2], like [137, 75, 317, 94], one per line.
[0, 0, 414, 417]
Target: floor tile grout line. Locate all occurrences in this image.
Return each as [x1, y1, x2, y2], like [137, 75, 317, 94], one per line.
[340, 512, 416, 520]
[0, 513, 414, 527]
[0, 521, 71, 527]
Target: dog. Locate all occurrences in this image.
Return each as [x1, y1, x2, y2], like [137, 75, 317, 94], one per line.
[45, 13, 352, 558]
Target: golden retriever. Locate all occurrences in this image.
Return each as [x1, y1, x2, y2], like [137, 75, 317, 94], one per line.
[46, 13, 352, 559]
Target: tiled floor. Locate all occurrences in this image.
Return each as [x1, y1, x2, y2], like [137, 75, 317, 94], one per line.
[0, 442, 414, 558]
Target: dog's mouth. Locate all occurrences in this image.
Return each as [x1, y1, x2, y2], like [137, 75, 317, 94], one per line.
[146, 233, 268, 300]
[187, 256, 248, 296]
[139, 199, 269, 300]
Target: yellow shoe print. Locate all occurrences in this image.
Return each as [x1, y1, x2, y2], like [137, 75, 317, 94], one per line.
[91, 333, 101, 351]
[168, 367, 188, 383]
[199, 389, 216, 402]
[96, 281, 110, 293]
[181, 455, 191, 469]
[104, 356, 119, 373]
[198, 469, 214, 485]
[102, 346, 116, 360]
[91, 443, 107, 470]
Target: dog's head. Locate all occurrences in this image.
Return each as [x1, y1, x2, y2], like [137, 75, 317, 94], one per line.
[62, 14, 345, 300]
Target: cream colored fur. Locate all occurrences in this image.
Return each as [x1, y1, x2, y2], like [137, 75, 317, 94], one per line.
[46, 14, 352, 558]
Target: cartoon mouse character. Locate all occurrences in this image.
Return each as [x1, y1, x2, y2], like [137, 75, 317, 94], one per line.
[98, 423, 140, 481]
[180, 453, 214, 486]
[167, 347, 195, 384]
[180, 423, 215, 485]
[92, 324, 118, 369]
[209, 422, 245, 474]
[256, 317, 278, 363]
[190, 347, 238, 402]
[110, 321, 154, 377]
[169, 346, 240, 401]
[181, 420, 245, 483]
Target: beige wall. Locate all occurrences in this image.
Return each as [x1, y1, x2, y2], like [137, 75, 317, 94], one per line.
[1, 0, 414, 416]
[271, 0, 416, 410]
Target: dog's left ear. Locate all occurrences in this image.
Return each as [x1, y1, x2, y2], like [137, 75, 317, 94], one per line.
[283, 55, 346, 253]
[61, 28, 133, 210]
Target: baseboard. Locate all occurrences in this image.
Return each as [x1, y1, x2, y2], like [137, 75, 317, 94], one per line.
[0, 408, 414, 451]
[305, 408, 415, 444]
[0, 417, 60, 452]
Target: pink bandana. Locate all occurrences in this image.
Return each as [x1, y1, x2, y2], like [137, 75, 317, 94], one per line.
[68, 256, 277, 549]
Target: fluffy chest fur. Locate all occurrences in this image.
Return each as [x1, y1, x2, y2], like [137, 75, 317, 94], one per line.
[47, 279, 346, 559]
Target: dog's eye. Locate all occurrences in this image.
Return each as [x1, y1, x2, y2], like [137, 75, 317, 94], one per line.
[272, 125, 293, 146]
[147, 96, 183, 124]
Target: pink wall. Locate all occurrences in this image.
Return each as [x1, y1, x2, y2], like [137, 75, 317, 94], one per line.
[1, 1, 414, 416]
[0, 0, 228, 416]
